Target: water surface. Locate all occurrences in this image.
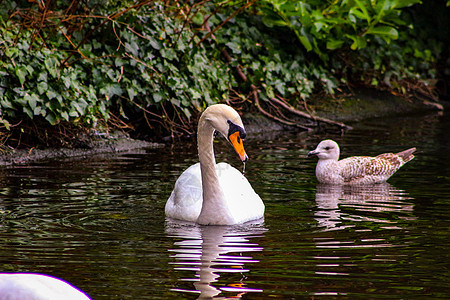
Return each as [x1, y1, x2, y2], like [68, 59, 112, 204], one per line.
[0, 111, 449, 299]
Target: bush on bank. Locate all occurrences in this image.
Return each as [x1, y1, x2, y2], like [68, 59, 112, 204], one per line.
[0, 0, 447, 146]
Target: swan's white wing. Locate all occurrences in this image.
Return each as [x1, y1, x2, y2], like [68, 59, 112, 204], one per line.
[0, 273, 90, 300]
[165, 162, 264, 224]
[165, 163, 203, 222]
[216, 162, 265, 224]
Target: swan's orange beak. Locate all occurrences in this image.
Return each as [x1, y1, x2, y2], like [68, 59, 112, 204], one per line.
[229, 131, 248, 162]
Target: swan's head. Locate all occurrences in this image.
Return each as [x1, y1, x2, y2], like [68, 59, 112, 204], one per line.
[308, 139, 340, 161]
[202, 104, 248, 162]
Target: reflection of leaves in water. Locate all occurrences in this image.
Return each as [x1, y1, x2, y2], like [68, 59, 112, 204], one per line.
[314, 183, 415, 232]
[165, 220, 267, 299]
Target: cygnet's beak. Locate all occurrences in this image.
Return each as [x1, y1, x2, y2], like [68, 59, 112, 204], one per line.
[308, 149, 319, 157]
[229, 131, 248, 162]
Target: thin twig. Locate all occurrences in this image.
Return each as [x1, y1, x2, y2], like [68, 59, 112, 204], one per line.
[252, 85, 312, 131]
[270, 96, 351, 130]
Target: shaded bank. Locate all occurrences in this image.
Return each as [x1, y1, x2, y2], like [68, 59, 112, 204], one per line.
[0, 132, 161, 166]
[311, 89, 445, 123]
[0, 89, 445, 166]
[245, 88, 445, 134]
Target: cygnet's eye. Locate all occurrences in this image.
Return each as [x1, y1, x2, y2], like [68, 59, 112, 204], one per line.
[324, 146, 332, 150]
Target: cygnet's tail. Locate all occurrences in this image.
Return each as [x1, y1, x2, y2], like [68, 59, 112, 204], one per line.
[396, 147, 416, 163]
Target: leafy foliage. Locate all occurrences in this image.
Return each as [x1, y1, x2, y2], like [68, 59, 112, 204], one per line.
[214, 11, 329, 101]
[88, 2, 235, 133]
[251, 0, 444, 98]
[0, 1, 234, 136]
[0, 18, 102, 128]
[257, 0, 421, 58]
[0, 0, 446, 145]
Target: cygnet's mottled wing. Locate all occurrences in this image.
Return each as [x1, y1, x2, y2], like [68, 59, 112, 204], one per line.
[338, 151, 414, 184]
[337, 156, 379, 184]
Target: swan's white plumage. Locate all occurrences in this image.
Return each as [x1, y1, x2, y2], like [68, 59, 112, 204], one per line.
[165, 163, 203, 222]
[166, 162, 264, 224]
[165, 104, 264, 225]
[0, 273, 90, 300]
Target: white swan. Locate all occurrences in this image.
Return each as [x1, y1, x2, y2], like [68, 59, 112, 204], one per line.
[165, 104, 264, 225]
[0, 273, 90, 300]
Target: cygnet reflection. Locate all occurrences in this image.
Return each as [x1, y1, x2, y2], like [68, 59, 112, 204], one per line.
[314, 183, 415, 231]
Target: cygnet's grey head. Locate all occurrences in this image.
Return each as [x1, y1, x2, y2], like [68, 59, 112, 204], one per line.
[308, 139, 340, 161]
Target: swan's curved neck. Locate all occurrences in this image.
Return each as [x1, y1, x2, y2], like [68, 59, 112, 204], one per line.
[196, 118, 234, 225]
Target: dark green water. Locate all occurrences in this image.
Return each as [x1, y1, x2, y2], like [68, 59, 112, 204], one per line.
[0, 111, 449, 299]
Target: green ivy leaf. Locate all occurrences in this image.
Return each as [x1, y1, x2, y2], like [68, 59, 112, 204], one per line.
[262, 15, 288, 27]
[346, 34, 367, 50]
[37, 72, 48, 82]
[353, 0, 371, 23]
[0, 98, 14, 109]
[326, 39, 344, 50]
[394, 0, 422, 9]
[33, 105, 43, 116]
[46, 90, 57, 100]
[25, 93, 39, 111]
[297, 30, 313, 51]
[15, 66, 28, 86]
[226, 41, 242, 54]
[125, 41, 139, 57]
[365, 26, 399, 40]
[37, 81, 48, 95]
[101, 84, 123, 98]
[45, 113, 58, 125]
[192, 12, 204, 26]
[148, 37, 161, 50]
[61, 111, 69, 121]
[23, 106, 33, 119]
[44, 57, 58, 77]
[153, 92, 163, 103]
[161, 48, 177, 60]
[189, 88, 202, 100]
[62, 75, 71, 89]
[0, 118, 11, 130]
[127, 87, 137, 100]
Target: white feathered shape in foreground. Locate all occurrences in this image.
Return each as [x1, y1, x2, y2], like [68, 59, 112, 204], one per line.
[0, 273, 90, 300]
[308, 139, 416, 185]
[165, 104, 264, 225]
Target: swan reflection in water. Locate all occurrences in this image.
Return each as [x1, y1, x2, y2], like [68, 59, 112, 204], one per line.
[314, 182, 415, 232]
[165, 219, 267, 299]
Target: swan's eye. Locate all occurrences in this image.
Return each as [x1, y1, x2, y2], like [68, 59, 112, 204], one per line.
[227, 121, 246, 141]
